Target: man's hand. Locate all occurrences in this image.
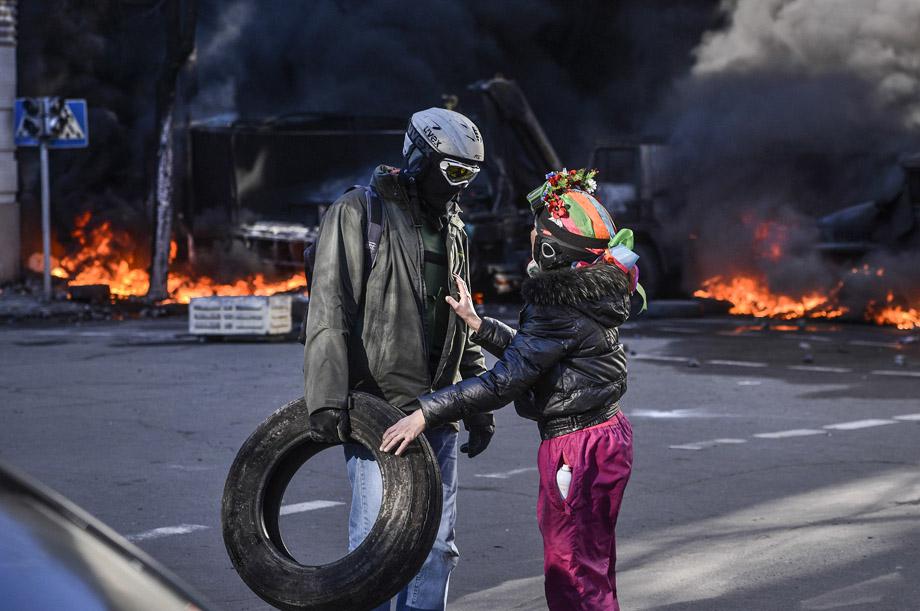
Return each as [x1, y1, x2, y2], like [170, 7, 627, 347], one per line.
[305, 407, 351, 444]
[461, 414, 495, 458]
[380, 410, 428, 456]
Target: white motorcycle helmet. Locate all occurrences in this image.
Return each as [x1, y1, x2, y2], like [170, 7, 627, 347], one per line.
[402, 108, 484, 198]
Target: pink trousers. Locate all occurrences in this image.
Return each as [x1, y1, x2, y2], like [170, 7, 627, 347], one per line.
[536, 412, 633, 611]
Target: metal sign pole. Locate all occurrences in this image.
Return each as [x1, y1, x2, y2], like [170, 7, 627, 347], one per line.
[40, 139, 51, 301]
[14, 96, 89, 300]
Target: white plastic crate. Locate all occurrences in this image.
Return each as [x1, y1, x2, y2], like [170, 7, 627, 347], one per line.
[188, 295, 292, 336]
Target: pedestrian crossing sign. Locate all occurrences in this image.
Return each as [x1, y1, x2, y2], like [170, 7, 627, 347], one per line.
[14, 98, 89, 149]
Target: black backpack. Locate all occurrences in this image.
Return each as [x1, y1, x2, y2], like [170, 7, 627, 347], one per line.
[297, 185, 385, 344]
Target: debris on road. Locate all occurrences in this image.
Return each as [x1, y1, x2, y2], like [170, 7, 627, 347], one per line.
[67, 283, 111, 304]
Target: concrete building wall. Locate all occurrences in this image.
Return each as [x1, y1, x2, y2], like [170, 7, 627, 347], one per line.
[0, 1, 19, 283]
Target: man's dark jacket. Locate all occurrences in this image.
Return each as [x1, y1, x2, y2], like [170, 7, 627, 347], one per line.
[303, 166, 490, 425]
[419, 264, 630, 427]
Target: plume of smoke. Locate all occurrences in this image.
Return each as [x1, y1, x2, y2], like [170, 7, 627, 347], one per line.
[663, 0, 920, 307]
[694, 0, 920, 126]
[190, 0, 254, 118]
[193, 0, 719, 162]
[19, 0, 720, 280]
[16, 1, 168, 253]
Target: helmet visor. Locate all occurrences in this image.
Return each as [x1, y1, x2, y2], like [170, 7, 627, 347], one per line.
[439, 158, 480, 187]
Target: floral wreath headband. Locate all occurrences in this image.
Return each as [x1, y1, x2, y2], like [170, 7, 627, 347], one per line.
[526, 168, 647, 311]
[526, 168, 598, 218]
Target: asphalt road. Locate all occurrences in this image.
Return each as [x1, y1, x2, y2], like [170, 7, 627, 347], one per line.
[1, 314, 918, 610]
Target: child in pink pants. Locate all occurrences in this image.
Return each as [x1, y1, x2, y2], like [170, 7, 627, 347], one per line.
[538, 415, 633, 609]
[383, 170, 639, 610]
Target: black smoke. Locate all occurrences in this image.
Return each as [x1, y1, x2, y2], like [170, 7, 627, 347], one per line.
[193, 0, 721, 162]
[656, 0, 920, 314]
[16, 0, 170, 259]
[18, 0, 721, 263]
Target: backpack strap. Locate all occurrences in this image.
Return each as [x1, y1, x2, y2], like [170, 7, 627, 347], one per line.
[342, 184, 385, 267]
[298, 184, 385, 344]
[363, 186, 384, 267]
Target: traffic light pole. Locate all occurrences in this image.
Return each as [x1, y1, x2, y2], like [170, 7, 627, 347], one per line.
[39, 139, 51, 301]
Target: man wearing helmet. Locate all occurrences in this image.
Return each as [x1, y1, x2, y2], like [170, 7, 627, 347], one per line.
[302, 107, 494, 610]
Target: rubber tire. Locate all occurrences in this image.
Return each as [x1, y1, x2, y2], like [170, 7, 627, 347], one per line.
[221, 392, 443, 611]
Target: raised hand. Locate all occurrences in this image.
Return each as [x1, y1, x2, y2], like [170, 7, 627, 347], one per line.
[445, 273, 482, 333]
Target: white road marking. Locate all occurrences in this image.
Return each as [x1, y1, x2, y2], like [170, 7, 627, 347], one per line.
[127, 500, 343, 542]
[669, 439, 747, 451]
[475, 467, 538, 479]
[279, 500, 344, 515]
[753, 429, 827, 439]
[870, 369, 920, 378]
[127, 524, 209, 542]
[787, 365, 852, 373]
[632, 355, 689, 363]
[893, 413, 920, 421]
[165, 464, 212, 472]
[706, 359, 768, 368]
[823, 419, 897, 431]
[737, 380, 763, 386]
[632, 409, 717, 419]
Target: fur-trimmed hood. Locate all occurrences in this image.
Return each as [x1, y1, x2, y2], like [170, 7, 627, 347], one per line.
[521, 263, 631, 326]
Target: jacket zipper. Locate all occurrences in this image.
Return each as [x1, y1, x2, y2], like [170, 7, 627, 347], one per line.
[433, 224, 459, 385]
[415, 220, 432, 389]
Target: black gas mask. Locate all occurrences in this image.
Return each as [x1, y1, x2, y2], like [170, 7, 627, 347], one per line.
[531, 208, 609, 272]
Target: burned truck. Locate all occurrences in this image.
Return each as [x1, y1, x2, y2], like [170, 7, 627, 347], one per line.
[181, 78, 674, 299]
[588, 141, 682, 298]
[184, 113, 406, 269]
[817, 153, 920, 257]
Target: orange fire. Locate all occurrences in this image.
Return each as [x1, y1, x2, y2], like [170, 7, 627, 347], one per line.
[696, 274, 919, 329]
[26, 211, 305, 304]
[694, 275, 848, 320]
[867, 292, 920, 330]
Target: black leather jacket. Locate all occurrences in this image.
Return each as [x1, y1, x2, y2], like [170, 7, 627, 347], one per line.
[419, 264, 630, 429]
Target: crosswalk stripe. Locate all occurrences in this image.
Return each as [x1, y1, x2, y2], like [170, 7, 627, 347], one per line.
[870, 370, 920, 378]
[706, 359, 768, 368]
[753, 429, 827, 439]
[669, 439, 747, 451]
[823, 419, 897, 430]
[279, 500, 345, 515]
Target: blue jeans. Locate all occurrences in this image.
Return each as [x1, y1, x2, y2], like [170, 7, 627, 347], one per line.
[344, 426, 459, 611]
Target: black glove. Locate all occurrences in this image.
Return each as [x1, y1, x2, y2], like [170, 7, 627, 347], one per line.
[305, 407, 351, 444]
[460, 413, 495, 458]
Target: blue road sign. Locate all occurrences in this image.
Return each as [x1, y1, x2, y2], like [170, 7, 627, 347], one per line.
[14, 98, 89, 149]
